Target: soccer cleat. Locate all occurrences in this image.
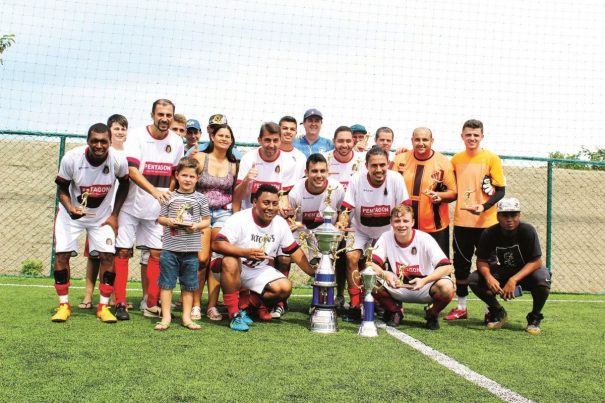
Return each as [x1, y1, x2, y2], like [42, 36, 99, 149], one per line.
[343, 307, 362, 323]
[270, 305, 286, 319]
[335, 295, 346, 310]
[143, 305, 162, 318]
[526, 312, 544, 335]
[229, 313, 250, 331]
[97, 305, 118, 323]
[425, 307, 440, 330]
[239, 310, 254, 325]
[385, 311, 403, 327]
[51, 303, 71, 322]
[256, 306, 273, 322]
[486, 307, 508, 330]
[114, 303, 130, 321]
[191, 306, 202, 321]
[444, 308, 468, 321]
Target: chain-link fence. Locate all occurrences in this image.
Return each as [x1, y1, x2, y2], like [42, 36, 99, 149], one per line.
[1, 131, 603, 293]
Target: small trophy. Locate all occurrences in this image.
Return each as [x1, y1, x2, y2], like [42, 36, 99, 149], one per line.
[174, 203, 193, 227]
[80, 191, 90, 213]
[351, 157, 364, 173]
[423, 178, 442, 196]
[337, 208, 351, 230]
[288, 205, 303, 228]
[259, 234, 271, 253]
[463, 189, 476, 208]
[358, 247, 378, 337]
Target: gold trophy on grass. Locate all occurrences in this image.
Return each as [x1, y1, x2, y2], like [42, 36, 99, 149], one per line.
[358, 247, 379, 337]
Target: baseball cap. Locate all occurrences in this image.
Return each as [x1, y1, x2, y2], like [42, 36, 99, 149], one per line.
[208, 114, 228, 125]
[350, 124, 367, 134]
[303, 108, 323, 121]
[186, 119, 201, 131]
[497, 197, 521, 213]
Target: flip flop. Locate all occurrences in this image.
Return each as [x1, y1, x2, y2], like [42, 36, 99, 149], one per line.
[181, 322, 201, 331]
[154, 322, 171, 331]
[78, 302, 93, 309]
[207, 307, 223, 321]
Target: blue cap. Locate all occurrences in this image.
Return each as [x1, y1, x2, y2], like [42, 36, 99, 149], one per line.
[303, 108, 323, 121]
[350, 124, 367, 134]
[186, 119, 201, 130]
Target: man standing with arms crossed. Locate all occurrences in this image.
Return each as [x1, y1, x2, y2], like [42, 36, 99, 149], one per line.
[113, 99, 184, 320]
[444, 119, 506, 321]
[391, 127, 457, 256]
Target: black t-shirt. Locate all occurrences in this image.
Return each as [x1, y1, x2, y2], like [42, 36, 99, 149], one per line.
[476, 222, 542, 273]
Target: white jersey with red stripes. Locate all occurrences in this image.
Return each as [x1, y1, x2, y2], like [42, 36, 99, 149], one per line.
[323, 150, 365, 191]
[121, 126, 184, 220]
[280, 147, 307, 181]
[372, 229, 450, 279]
[342, 171, 409, 239]
[55, 146, 128, 224]
[237, 148, 298, 210]
[214, 208, 298, 269]
[287, 177, 345, 230]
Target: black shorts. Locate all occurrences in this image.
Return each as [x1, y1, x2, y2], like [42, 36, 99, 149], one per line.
[468, 265, 551, 290]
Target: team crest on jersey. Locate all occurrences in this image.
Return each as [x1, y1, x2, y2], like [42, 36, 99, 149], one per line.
[275, 165, 281, 174]
[411, 247, 417, 255]
[165, 145, 172, 153]
[103, 165, 109, 174]
[106, 238, 113, 245]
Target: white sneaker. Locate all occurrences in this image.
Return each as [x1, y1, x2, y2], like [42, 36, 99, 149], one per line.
[270, 306, 285, 319]
[191, 306, 202, 321]
[143, 306, 162, 318]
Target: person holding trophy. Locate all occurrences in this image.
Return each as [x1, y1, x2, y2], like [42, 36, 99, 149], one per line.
[336, 146, 410, 322]
[211, 184, 317, 332]
[51, 123, 129, 323]
[445, 119, 506, 321]
[368, 205, 455, 330]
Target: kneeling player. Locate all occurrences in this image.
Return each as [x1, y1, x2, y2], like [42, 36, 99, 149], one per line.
[52, 123, 129, 323]
[211, 184, 317, 331]
[368, 205, 454, 330]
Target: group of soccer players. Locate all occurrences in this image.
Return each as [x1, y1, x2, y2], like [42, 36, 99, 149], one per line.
[51, 100, 550, 334]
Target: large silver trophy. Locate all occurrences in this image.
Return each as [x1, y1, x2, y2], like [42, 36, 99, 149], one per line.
[309, 186, 343, 333]
[358, 250, 379, 337]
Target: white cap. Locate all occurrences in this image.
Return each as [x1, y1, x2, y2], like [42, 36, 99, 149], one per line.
[497, 197, 521, 213]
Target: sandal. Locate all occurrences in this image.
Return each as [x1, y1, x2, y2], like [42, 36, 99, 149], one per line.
[154, 322, 170, 331]
[78, 302, 93, 309]
[182, 322, 201, 331]
[207, 307, 223, 321]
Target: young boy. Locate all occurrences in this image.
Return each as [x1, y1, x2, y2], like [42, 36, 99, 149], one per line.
[154, 157, 210, 330]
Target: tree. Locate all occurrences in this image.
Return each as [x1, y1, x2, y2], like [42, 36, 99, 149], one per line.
[0, 34, 16, 65]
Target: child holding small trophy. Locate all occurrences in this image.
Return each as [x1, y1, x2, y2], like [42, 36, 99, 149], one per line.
[153, 157, 210, 331]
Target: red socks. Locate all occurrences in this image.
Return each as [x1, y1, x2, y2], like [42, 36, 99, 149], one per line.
[146, 257, 160, 307]
[113, 257, 129, 305]
[54, 282, 70, 297]
[430, 292, 455, 316]
[224, 291, 240, 319]
[348, 286, 362, 309]
[372, 288, 400, 313]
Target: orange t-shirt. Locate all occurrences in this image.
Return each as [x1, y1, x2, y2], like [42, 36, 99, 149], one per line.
[391, 150, 456, 232]
[451, 149, 506, 228]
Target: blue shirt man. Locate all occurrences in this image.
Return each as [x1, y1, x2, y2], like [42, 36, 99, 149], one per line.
[293, 108, 334, 158]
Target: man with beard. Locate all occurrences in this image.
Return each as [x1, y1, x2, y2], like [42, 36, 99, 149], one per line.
[324, 126, 366, 191]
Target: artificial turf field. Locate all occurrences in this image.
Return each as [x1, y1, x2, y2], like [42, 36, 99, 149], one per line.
[1, 276, 603, 402]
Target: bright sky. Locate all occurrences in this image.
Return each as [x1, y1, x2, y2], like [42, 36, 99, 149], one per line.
[1, 0, 604, 157]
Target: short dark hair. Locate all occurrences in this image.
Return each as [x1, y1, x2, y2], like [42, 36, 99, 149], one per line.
[306, 153, 327, 171]
[462, 119, 483, 132]
[333, 125, 352, 138]
[176, 156, 200, 174]
[279, 115, 297, 126]
[375, 127, 394, 141]
[87, 123, 109, 140]
[107, 114, 128, 129]
[258, 122, 281, 139]
[365, 145, 389, 163]
[252, 183, 279, 201]
[151, 99, 175, 114]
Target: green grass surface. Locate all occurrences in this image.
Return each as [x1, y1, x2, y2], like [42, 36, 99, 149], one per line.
[1, 277, 604, 402]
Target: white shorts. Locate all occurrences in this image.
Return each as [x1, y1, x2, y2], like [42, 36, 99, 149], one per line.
[54, 209, 115, 256]
[241, 265, 285, 295]
[380, 276, 453, 304]
[116, 210, 162, 250]
[347, 229, 378, 252]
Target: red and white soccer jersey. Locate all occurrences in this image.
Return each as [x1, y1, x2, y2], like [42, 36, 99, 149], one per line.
[121, 126, 184, 220]
[342, 171, 409, 239]
[55, 146, 129, 224]
[237, 148, 298, 209]
[288, 177, 345, 230]
[281, 148, 307, 181]
[213, 208, 299, 269]
[323, 150, 365, 191]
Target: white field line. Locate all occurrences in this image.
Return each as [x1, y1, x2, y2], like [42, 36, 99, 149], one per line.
[1, 283, 602, 303]
[376, 321, 534, 403]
